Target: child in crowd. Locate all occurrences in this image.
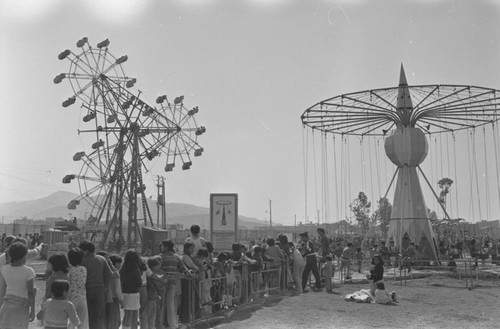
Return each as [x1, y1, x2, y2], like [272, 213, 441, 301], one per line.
[0, 242, 36, 328]
[45, 253, 69, 299]
[373, 281, 398, 305]
[481, 242, 490, 265]
[67, 248, 89, 329]
[194, 248, 213, 308]
[321, 255, 335, 293]
[107, 254, 124, 329]
[367, 255, 385, 296]
[340, 242, 355, 280]
[159, 239, 187, 329]
[138, 258, 149, 329]
[146, 257, 164, 329]
[120, 250, 143, 329]
[43, 279, 80, 328]
[249, 246, 265, 298]
[447, 245, 459, 271]
[354, 247, 365, 273]
[388, 240, 399, 268]
[289, 242, 304, 294]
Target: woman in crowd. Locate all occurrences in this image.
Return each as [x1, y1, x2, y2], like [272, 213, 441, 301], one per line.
[45, 253, 69, 299]
[120, 249, 143, 329]
[67, 248, 89, 329]
[107, 254, 124, 329]
[180, 242, 199, 322]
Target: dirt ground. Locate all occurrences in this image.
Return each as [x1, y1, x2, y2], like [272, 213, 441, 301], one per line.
[201, 277, 500, 329]
[28, 260, 500, 329]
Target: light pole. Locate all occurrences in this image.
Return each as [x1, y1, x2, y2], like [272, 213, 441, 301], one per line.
[269, 199, 272, 229]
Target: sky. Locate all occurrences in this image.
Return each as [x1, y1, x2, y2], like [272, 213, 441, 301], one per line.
[1, 0, 499, 226]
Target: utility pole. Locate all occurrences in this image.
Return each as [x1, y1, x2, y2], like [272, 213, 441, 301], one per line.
[269, 199, 272, 229]
[156, 176, 167, 229]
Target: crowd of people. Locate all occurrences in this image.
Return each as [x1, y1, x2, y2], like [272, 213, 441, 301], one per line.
[1, 233, 43, 253]
[1, 225, 499, 329]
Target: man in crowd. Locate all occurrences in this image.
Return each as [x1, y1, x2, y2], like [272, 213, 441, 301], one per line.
[185, 224, 207, 255]
[79, 240, 113, 329]
[299, 232, 322, 292]
[316, 228, 330, 260]
[379, 241, 390, 266]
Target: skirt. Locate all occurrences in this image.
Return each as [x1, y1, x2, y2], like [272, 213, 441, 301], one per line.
[122, 292, 140, 310]
[0, 295, 30, 329]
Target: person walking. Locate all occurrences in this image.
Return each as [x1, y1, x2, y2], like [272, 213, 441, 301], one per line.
[317, 228, 330, 260]
[299, 232, 322, 292]
[340, 242, 355, 280]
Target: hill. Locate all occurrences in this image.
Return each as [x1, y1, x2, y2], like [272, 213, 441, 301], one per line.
[0, 191, 266, 229]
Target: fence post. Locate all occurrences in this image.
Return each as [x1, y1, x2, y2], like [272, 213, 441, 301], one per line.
[189, 277, 195, 322]
[241, 263, 248, 303]
[281, 259, 286, 292]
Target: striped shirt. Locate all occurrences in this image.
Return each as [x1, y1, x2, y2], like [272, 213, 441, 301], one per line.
[159, 251, 185, 285]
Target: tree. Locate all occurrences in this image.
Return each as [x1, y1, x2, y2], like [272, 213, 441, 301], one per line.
[428, 208, 438, 226]
[349, 192, 372, 235]
[371, 197, 392, 238]
[437, 177, 454, 209]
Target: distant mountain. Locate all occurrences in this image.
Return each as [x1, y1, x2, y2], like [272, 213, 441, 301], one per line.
[0, 191, 266, 229]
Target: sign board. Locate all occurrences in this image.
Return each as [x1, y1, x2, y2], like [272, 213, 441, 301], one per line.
[210, 193, 238, 251]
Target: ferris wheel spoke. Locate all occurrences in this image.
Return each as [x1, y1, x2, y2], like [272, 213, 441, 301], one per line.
[79, 154, 107, 183]
[69, 56, 95, 78]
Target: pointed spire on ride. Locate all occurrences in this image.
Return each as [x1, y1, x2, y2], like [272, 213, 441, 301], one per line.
[396, 63, 414, 126]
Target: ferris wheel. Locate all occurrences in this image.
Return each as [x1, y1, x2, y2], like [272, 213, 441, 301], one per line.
[56, 37, 206, 248]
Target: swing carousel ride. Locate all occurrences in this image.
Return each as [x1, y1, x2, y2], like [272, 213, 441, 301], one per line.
[301, 64, 500, 260]
[55, 37, 206, 249]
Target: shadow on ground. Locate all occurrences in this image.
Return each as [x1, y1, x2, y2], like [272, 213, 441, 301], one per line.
[192, 295, 287, 329]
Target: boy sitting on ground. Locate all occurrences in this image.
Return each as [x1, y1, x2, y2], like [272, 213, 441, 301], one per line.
[373, 281, 398, 305]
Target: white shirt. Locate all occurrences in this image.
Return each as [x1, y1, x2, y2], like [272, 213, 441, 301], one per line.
[185, 236, 206, 255]
[0, 264, 36, 298]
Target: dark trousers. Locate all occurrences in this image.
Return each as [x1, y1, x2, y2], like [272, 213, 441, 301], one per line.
[139, 286, 148, 329]
[86, 286, 106, 329]
[302, 256, 321, 290]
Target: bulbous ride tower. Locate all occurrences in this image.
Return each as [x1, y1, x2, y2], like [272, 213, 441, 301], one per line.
[384, 70, 435, 259]
[302, 64, 500, 260]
